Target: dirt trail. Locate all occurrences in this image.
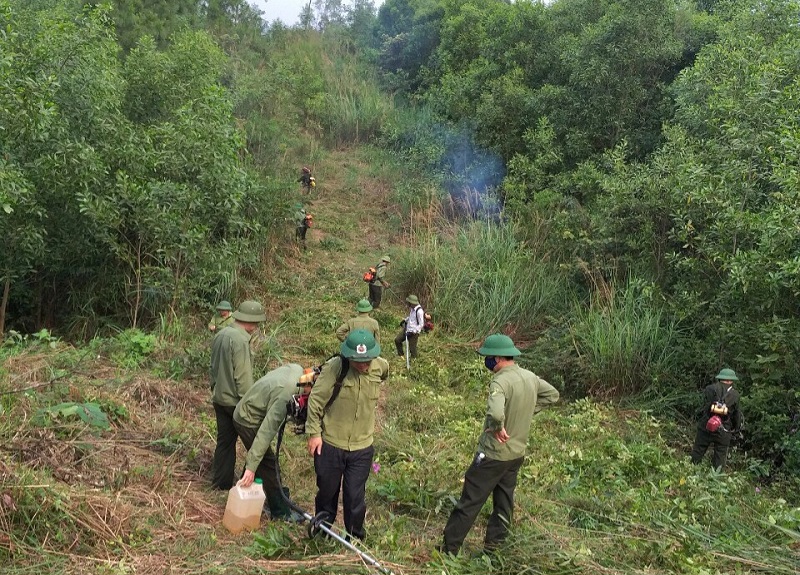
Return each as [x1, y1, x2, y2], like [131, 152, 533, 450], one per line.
[269, 147, 407, 362]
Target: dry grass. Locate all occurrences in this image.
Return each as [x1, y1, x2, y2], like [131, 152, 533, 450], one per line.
[1, 146, 411, 574]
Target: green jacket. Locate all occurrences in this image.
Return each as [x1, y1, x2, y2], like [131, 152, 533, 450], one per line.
[208, 312, 234, 332]
[234, 364, 304, 472]
[306, 355, 389, 451]
[478, 363, 559, 461]
[371, 262, 388, 287]
[210, 323, 255, 407]
[335, 314, 381, 344]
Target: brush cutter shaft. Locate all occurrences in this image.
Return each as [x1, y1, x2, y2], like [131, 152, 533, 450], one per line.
[274, 419, 395, 575]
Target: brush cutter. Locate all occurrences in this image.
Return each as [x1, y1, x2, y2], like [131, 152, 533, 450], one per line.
[384, 285, 405, 305]
[272, 419, 396, 575]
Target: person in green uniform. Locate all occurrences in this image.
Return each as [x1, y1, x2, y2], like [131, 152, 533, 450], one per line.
[442, 334, 559, 555]
[209, 300, 267, 490]
[306, 329, 389, 540]
[690, 368, 742, 470]
[336, 299, 380, 344]
[298, 166, 315, 194]
[233, 363, 316, 521]
[368, 255, 391, 309]
[208, 300, 234, 333]
[295, 206, 313, 250]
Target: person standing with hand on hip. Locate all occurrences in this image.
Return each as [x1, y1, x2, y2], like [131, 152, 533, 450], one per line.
[442, 334, 559, 555]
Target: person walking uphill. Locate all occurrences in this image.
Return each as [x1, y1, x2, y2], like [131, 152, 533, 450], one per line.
[298, 166, 315, 194]
[336, 299, 381, 344]
[690, 368, 742, 470]
[209, 300, 267, 490]
[442, 334, 559, 555]
[294, 205, 313, 251]
[233, 363, 316, 521]
[306, 329, 389, 541]
[367, 255, 391, 309]
[395, 295, 424, 359]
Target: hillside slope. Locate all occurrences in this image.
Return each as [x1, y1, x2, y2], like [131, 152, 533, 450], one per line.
[2, 146, 799, 575]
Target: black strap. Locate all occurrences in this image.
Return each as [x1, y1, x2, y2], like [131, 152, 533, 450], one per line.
[717, 382, 733, 403]
[324, 354, 349, 411]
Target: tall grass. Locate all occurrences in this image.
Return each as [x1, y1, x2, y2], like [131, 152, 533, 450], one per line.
[397, 221, 570, 341]
[569, 279, 678, 397]
[320, 80, 394, 147]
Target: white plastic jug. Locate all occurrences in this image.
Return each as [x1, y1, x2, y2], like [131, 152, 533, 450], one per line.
[222, 478, 265, 534]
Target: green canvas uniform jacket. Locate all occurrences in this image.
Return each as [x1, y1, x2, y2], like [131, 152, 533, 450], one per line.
[210, 323, 255, 407]
[478, 364, 559, 461]
[335, 314, 381, 343]
[306, 355, 389, 451]
[371, 262, 388, 287]
[233, 364, 304, 472]
[208, 313, 234, 332]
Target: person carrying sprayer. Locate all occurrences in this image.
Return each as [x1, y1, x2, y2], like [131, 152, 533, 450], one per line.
[298, 166, 315, 195]
[305, 329, 389, 541]
[233, 363, 317, 522]
[294, 204, 313, 251]
[394, 295, 424, 360]
[690, 368, 742, 470]
[367, 255, 391, 309]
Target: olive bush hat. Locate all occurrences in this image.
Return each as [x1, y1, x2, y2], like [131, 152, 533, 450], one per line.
[232, 300, 267, 323]
[405, 295, 420, 305]
[356, 299, 373, 313]
[216, 300, 233, 311]
[381, 255, 391, 262]
[715, 368, 739, 381]
[341, 329, 381, 362]
[477, 334, 522, 357]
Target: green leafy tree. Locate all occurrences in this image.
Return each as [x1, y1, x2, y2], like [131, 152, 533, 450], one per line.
[580, 0, 800, 470]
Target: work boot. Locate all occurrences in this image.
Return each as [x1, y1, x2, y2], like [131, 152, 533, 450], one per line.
[267, 487, 292, 519]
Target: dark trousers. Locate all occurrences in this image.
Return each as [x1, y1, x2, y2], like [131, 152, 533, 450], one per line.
[211, 403, 238, 490]
[233, 421, 290, 517]
[314, 441, 374, 540]
[443, 455, 523, 554]
[394, 330, 419, 358]
[691, 427, 732, 470]
[368, 284, 383, 309]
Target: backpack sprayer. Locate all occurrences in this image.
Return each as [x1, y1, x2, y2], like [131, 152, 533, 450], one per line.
[275, 368, 396, 575]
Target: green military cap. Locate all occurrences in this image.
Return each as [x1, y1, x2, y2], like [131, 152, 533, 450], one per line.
[341, 329, 381, 362]
[477, 334, 522, 357]
[405, 295, 419, 305]
[381, 255, 391, 263]
[233, 300, 267, 323]
[715, 368, 739, 381]
[216, 300, 233, 311]
[356, 299, 373, 313]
